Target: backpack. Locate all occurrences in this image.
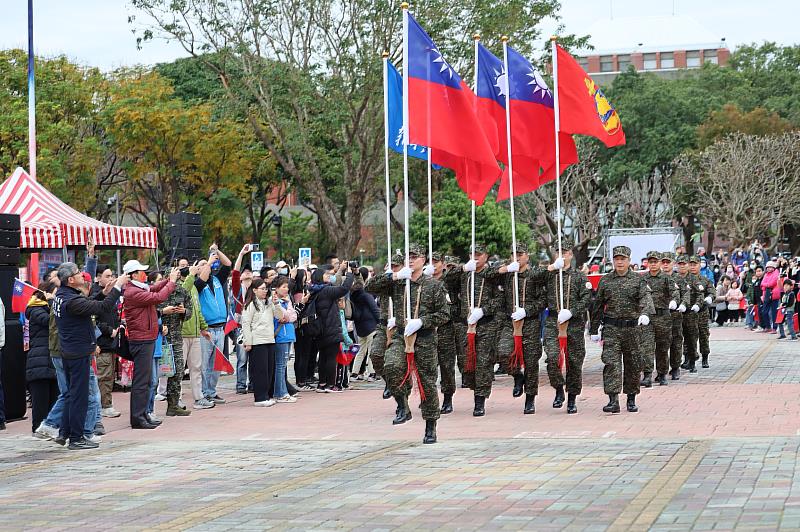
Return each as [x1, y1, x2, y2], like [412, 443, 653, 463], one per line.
[298, 291, 324, 340]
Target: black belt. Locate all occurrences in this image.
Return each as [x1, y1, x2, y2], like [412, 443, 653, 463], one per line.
[603, 317, 638, 328]
[654, 309, 671, 316]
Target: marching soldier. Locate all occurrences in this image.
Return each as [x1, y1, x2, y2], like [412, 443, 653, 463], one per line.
[677, 256, 703, 373]
[367, 243, 449, 444]
[459, 244, 502, 416]
[367, 253, 403, 401]
[533, 237, 591, 414]
[661, 252, 690, 380]
[441, 255, 467, 388]
[589, 246, 655, 413]
[689, 256, 715, 369]
[485, 242, 547, 413]
[639, 251, 680, 387]
[431, 252, 457, 414]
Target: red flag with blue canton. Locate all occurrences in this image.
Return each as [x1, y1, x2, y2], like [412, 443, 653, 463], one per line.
[12, 278, 35, 313]
[213, 345, 234, 373]
[406, 13, 500, 204]
[224, 309, 239, 336]
[475, 43, 578, 200]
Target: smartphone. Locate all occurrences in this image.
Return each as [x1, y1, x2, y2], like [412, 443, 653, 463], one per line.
[250, 243, 260, 251]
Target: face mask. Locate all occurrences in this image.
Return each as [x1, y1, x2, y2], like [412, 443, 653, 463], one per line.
[329, 274, 337, 283]
[743, 266, 749, 271]
[180, 267, 190, 277]
[278, 268, 289, 275]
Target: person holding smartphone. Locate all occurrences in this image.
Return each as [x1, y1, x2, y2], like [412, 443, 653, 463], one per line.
[241, 279, 284, 406]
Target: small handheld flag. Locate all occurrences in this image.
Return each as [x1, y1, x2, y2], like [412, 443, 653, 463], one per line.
[12, 278, 36, 313]
[224, 310, 239, 336]
[213, 345, 234, 374]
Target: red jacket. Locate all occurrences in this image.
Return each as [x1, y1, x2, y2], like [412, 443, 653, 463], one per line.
[123, 280, 176, 342]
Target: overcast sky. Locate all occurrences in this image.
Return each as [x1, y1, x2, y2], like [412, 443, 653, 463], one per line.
[0, 0, 797, 71]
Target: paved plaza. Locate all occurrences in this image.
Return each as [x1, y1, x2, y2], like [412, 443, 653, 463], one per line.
[2, 325, 800, 531]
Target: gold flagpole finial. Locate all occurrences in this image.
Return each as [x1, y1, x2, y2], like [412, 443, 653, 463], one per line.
[382, 51, 389, 58]
[501, 35, 509, 43]
[473, 33, 481, 41]
[401, 2, 409, 9]
[550, 35, 558, 42]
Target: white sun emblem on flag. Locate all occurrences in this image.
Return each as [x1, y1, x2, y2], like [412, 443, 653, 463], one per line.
[395, 127, 426, 153]
[14, 284, 22, 293]
[527, 66, 552, 98]
[430, 46, 455, 79]
[493, 68, 509, 101]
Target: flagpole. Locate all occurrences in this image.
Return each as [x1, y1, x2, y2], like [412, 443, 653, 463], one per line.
[427, 148, 433, 269]
[470, 34, 480, 311]
[27, 0, 37, 181]
[501, 37, 520, 311]
[382, 51, 394, 322]
[401, 3, 411, 320]
[551, 36, 565, 310]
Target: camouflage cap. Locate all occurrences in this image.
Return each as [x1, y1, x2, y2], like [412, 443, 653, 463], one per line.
[408, 243, 427, 257]
[688, 255, 700, 264]
[662, 251, 676, 262]
[431, 251, 444, 262]
[390, 252, 404, 266]
[646, 250, 661, 260]
[473, 243, 489, 255]
[559, 236, 575, 250]
[513, 242, 528, 254]
[444, 255, 460, 265]
[676, 255, 689, 264]
[612, 245, 631, 258]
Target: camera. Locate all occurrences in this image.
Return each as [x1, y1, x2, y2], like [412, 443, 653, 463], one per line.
[249, 243, 260, 251]
[349, 260, 359, 269]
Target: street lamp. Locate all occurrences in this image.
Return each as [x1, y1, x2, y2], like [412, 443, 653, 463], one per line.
[359, 248, 366, 265]
[107, 194, 121, 275]
[272, 214, 283, 259]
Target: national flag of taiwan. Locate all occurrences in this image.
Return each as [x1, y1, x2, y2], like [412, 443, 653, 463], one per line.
[555, 44, 626, 147]
[213, 345, 234, 374]
[476, 43, 578, 200]
[12, 278, 36, 312]
[224, 309, 239, 335]
[405, 13, 500, 204]
[386, 61, 435, 163]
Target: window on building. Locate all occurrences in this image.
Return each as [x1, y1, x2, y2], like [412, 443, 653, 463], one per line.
[617, 54, 631, 71]
[578, 57, 589, 71]
[686, 50, 701, 67]
[704, 50, 718, 64]
[660, 52, 674, 68]
[600, 55, 614, 72]
[643, 53, 657, 70]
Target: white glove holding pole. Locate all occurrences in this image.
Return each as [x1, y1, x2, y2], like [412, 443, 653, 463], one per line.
[387, 317, 396, 329]
[467, 307, 484, 325]
[511, 307, 526, 321]
[590, 334, 601, 343]
[678, 304, 687, 313]
[704, 296, 713, 305]
[422, 264, 435, 277]
[552, 257, 565, 270]
[557, 309, 572, 324]
[638, 315, 650, 326]
[463, 259, 477, 272]
[669, 300, 677, 310]
[404, 318, 422, 336]
[506, 261, 520, 273]
[395, 266, 412, 280]
[691, 304, 700, 313]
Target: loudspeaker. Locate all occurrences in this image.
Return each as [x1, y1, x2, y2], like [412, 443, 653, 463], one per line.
[1, 319, 27, 421]
[169, 235, 202, 249]
[0, 265, 18, 318]
[172, 248, 204, 262]
[0, 247, 20, 265]
[168, 224, 202, 238]
[168, 212, 202, 226]
[0, 231, 19, 248]
[0, 213, 21, 231]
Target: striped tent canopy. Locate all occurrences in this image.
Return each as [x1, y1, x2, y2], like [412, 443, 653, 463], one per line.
[0, 167, 157, 249]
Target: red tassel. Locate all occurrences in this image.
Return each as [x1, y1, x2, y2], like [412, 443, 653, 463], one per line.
[507, 335, 524, 372]
[558, 336, 568, 372]
[399, 350, 426, 402]
[466, 332, 477, 373]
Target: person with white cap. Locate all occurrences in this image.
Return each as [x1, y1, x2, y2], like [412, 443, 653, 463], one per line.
[122, 259, 179, 429]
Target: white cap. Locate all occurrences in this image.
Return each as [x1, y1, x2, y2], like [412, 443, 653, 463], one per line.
[123, 259, 150, 275]
[275, 260, 288, 269]
[766, 261, 777, 269]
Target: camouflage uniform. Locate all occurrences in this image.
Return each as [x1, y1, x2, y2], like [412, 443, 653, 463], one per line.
[665, 252, 692, 375]
[485, 244, 547, 396]
[158, 283, 193, 410]
[695, 263, 715, 363]
[640, 251, 680, 378]
[590, 247, 656, 396]
[678, 257, 703, 366]
[441, 258, 466, 378]
[530, 261, 591, 396]
[367, 253, 404, 378]
[432, 252, 457, 396]
[458, 246, 502, 398]
[367, 245, 450, 421]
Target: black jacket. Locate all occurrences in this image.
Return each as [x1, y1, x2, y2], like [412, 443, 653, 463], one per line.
[350, 286, 380, 338]
[54, 285, 122, 359]
[311, 273, 354, 347]
[91, 283, 121, 352]
[25, 302, 56, 381]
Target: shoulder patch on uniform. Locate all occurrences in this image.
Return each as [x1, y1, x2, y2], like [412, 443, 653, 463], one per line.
[585, 281, 593, 290]
[698, 284, 705, 291]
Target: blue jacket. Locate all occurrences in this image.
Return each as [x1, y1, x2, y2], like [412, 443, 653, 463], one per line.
[274, 300, 296, 343]
[54, 285, 122, 359]
[700, 267, 715, 285]
[196, 266, 230, 327]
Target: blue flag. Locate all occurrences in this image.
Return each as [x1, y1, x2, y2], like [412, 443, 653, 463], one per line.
[386, 61, 438, 165]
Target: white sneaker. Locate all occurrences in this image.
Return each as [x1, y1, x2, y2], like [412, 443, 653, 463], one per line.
[155, 393, 166, 401]
[86, 434, 102, 444]
[101, 407, 121, 418]
[193, 399, 215, 409]
[276, 395, 297, 403]
[35, 422, 59, 440]
[254, 399, 276, 407]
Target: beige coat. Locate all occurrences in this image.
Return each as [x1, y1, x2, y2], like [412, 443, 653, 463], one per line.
[241, 298, 284, 346]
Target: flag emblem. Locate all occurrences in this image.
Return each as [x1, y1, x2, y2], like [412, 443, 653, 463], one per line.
[584, 78, 621, 135]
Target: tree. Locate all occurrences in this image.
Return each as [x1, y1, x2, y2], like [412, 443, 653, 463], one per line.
[697, 104, 794, 149]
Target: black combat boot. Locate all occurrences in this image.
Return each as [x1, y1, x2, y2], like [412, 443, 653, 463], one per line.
[566, 393, 577, 414]
[681, 357, 691, 370]
[670, 368, 680, 380]
[423, 419, 437, 444]
[701, 355, 709, 368]
[656, 374, 668, 386]
[392, 396, 412, 425]
[626, 393, 638, 413]
[382, 383, 392, 400]
[523, 394, 536, 414]
[473, 394, 486, 417]
[440, 393, 453, 414]
[603, 394, 620, 413]
[552, 385, 565, 408]
[689, 359, 697, 373]
[640, 372, 652, 388]
[512, 374, 525, 397]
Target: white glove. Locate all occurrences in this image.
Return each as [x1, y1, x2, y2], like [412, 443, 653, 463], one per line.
[422, 264, 435, 276]
[669, 300, 677, 310]
[590, 334, 601, 343]
[395, 266, 412, 280]
[467, 307, 484, 325]
[463, 259, 477, 272]
[697, 284, 704, 291]
[552, 257, 565, 270]
[387, 317, 396, 329]
[704, 296, 713, 305]
[404, 318, 422, 336]
[557, 309, 572, 324]
[638, 315, 650, 326]
[691, 304, 700, 313]
[506, 261, 520, 273]
[678, 304, 687, 313]
[511, 307, 526, 321]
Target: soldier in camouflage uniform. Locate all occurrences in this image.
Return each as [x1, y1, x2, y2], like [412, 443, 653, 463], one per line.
[458, 243, 502, 416]
[158, 278, 194, 416]
[530, 237, 591, 414]
[366, 243, 449, 444]
[661, 252, 691, 380]
[432, 252, 457, 414]
[485, 242, 546, 413]
[590, 246, 655, 413]
[639, 251, 680, 387]
[367, 253, 403, 401]
[441, 256, 467, 385]
[690, 256, 715, 369]
[677, 256, 703, 373]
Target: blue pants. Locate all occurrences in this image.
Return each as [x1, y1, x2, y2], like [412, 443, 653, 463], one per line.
[59, 356, 90, 441]
[148, 357, 160, 414]
[274, 343, 291, 398]
[202, 326, 225, 399]
[779, 310, 796, 339]
[46, 357, 100, 437]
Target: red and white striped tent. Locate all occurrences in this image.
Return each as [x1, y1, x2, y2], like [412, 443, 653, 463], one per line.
[0, 167, 157, 249]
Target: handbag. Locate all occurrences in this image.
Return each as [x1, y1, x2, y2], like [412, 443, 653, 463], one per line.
[715, 301, 727, 312]
[114, 325, 133, 360]
[775, 308, 785, 325]
[158, 342, 176, 378]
